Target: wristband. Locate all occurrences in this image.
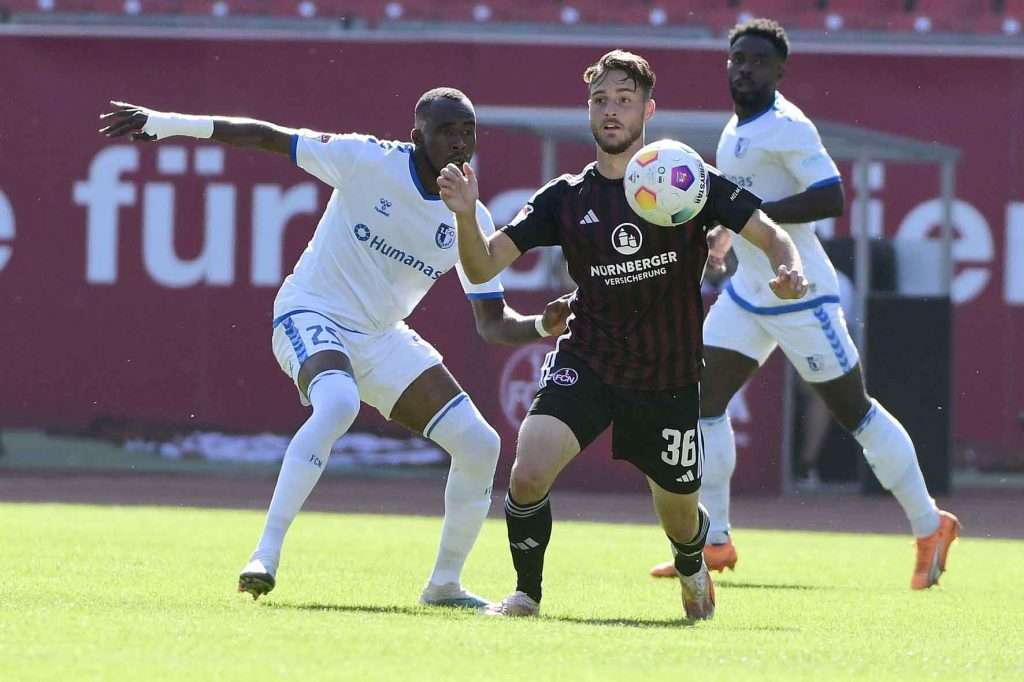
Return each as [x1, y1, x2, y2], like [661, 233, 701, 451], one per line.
[142, 112, 215, 140]
[535, 316, 552, 338]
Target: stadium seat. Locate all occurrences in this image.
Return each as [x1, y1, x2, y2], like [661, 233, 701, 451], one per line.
[3, 0, 1019, 35]
[900, 0, 984, 32]
[819, 0, 903, 29]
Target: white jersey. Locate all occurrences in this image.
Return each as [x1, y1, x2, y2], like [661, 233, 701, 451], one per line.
[716, 92, 842, 312]
[274, 131, 504, 333]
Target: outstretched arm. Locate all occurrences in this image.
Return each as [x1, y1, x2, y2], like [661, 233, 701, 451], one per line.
[760, 183, 844, 225]
[471, 293, 572, 345]
[738, 209, 809, 299]
[437, 162, 521, 283]
[99, 101, 295, 155]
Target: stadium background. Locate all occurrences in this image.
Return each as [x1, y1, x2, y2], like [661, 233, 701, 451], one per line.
[1, 1, 1021, 497]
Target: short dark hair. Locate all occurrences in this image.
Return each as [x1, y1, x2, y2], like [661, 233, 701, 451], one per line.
[414, 87, 471, 125]
[583, 50, 656, 99]
[729, 18, 790, 61]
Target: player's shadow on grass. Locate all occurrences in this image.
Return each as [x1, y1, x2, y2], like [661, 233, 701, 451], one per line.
[716, 581, 832, 591]
[540, 615, 800, 632]
[264, 603, 798, 631]
[265, 603, 431, 617]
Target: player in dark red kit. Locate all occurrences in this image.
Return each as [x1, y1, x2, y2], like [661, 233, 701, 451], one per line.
[438, 50, 808, 621]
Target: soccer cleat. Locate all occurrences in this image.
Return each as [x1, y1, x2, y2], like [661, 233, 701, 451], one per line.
[911, 509, 960, 590]
[703, 537, 738, 573]
[678, 562, 716, 621]
[483, 591, 541, 618]
[237, 558, 276, 600]
[650, 560, 677, 578]
[419, 582, 490, 610]
[649, 537, 737, 577]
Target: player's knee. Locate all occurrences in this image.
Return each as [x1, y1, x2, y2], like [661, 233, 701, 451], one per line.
[699, 379, 736, 418]
[308, 370, 360, 439]
[509, 459, 554, 504]
[457, 418, 501, 478]
[428, 397, 501, 479]
[832, 393, 873, 432]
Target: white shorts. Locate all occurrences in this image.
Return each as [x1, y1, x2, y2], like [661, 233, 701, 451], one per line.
[271, 310, 442, 418]
[703, 289, 860, 383]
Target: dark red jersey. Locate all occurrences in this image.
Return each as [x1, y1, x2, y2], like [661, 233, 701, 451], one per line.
[502, 164, 760, 389]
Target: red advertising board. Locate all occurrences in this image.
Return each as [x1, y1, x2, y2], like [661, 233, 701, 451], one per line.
[0, 32, 1019, 492]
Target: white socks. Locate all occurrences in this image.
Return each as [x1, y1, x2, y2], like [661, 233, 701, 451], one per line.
[699, 401, 939, 542]
[697, 414, 737, 546]
[853, 401, 939, 537]
[250, 370, 360, 572]
[423, 394, 501, 586]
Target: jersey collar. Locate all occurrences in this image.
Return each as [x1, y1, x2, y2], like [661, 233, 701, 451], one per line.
[736, 92, 779, 128]
[408, 153, 442, 202]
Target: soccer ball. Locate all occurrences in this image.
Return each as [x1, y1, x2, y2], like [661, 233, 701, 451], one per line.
[624, 139, 709, 227]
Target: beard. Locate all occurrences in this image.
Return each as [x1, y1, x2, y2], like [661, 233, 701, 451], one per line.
[729, 83, 771, 110]
[591, 122, 642, 155]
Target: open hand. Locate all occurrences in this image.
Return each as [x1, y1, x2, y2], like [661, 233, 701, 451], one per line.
[437, 162, 479, 216]
[769, 265, 809, 299]
[98, 100, 157, 141]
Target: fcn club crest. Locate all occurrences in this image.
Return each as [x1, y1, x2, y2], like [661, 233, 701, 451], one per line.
[435, 223, 456, 249]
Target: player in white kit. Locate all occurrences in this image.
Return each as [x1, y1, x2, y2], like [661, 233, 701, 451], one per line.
[100, 89, 570, 606]
[650, 19, 959, 589]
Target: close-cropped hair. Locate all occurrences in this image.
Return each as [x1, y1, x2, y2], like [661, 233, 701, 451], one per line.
[583, 50, 656, 99]
[728, 18, 790, 61]
[414, 87, 471, 124]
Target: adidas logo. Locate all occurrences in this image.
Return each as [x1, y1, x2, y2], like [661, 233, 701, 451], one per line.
[511, 537, 540, 551]
[578, 209, 599, 225]
[675, 471, 695, 484]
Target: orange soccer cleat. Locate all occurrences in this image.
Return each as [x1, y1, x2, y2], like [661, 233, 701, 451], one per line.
[650, 537, 738, 577]
[911, 510, 960, 590]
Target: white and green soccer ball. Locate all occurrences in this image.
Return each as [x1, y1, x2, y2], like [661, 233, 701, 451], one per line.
[624, 139, 709, 227]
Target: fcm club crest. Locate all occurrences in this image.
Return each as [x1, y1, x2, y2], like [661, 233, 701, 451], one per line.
[435, 222, 456, 249]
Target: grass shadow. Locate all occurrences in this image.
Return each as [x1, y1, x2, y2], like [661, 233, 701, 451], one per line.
[263, 602, 441, 617]
[551, 615, 696, 629]
[715, 581, 831, 591]
[263, 601, 801, 632]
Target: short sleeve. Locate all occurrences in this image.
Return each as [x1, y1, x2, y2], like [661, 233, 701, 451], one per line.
[457, 203, 506, 299]
[775, 119, 841, 190]
[499, 178, 564, 253]
[697, 168, 762, 233]
[291, 130, 374, 188]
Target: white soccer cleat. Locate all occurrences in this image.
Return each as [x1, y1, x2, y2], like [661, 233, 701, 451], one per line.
[484, 591, 540, 618]
[679, 562, 716, 621]
[419, 582, 490, 610]
[237, 557, 276, 600]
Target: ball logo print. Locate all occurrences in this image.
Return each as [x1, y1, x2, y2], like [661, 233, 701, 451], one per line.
[550, 367, 579, 386]
[611, 223, 643, 256]
[672, 165, 695, 191]
[354, 223, 371, 241]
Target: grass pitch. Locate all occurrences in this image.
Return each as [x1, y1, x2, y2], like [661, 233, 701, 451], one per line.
[3, 502, 1021, 681]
